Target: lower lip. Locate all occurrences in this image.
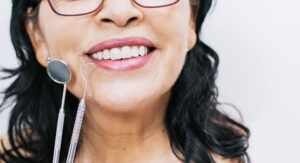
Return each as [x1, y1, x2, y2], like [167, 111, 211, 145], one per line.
[88, 51, 154, 71]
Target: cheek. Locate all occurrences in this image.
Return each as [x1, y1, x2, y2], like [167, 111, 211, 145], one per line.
[38, 3, 88, 60]
[41, 20, 86, 59]
[145, 6, 190, 47]
[147, 8, 190, 77]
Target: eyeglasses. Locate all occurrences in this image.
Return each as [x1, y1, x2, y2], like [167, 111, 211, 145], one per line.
[47, 0, 180, 16]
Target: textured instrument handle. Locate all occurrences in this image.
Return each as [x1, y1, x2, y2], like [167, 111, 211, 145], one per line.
[66, 99, 86, 163]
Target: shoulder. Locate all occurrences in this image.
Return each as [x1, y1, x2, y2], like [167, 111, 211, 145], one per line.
[0, 134, 10, 152]
[0, 132, 34, 162]
[0, 134, 10, 163]
[212, 153, 242, 163]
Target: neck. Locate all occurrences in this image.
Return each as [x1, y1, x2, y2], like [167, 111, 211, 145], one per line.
[76, 91, 178, 163]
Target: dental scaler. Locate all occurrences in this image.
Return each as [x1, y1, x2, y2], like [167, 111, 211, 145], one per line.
[66, 63, 94, 163]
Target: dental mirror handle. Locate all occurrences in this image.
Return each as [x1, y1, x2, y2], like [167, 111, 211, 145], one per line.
[66, 99, 86, 163]
[53, 109, 65, 163]
[52, 84, 67, 163]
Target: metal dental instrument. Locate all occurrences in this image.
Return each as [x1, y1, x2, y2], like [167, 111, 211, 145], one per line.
[47, 59, 72, 163]
[66, 63, 94, 163]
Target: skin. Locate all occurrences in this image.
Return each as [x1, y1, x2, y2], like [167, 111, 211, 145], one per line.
[24, 0, 230, 162]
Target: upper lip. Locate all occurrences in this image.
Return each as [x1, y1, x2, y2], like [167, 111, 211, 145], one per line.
[86, 37, 156, 54]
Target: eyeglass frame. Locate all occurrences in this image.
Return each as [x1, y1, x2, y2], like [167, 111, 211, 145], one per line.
[47, 0, 180, 17]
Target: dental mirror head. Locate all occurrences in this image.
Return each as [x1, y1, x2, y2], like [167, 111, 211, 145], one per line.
[47, 59, 72, 84]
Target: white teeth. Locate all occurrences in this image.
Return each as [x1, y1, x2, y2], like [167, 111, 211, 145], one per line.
[103, 50, 110, 60]
[97, 52, 103, 59]
[91, 46, 151, 60]
[131, 46, 139, 57]
[121, 46, 131, 59]
[111, 48, 121, 60]
[139, 46, 146, 56]
[92, 53, 98, 59]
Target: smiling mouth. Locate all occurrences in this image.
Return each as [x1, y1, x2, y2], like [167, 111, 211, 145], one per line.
[85, 37, 157, 71]
[86, 37, 156, 61]
[87, 45, 155, 60]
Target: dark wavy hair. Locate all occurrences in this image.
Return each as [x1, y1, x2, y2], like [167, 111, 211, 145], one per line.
[0, 0, 250, 162]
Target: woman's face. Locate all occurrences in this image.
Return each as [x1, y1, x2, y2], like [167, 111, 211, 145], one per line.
[27, 0, 196, 112]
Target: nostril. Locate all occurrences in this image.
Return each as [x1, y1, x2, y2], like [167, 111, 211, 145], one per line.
[101, 17, 138, 26]
[102, 18, 112, 23]
[124, 17, 138, 26]
[128, 17, 137, 22]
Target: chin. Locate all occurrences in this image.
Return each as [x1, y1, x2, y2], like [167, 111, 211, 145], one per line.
[88, 93, 151, 113]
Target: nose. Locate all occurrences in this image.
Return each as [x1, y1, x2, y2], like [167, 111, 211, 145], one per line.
[94, 0, 143, 27]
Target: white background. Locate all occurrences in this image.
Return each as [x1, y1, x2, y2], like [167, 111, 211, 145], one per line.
[1, 0, 300, 162]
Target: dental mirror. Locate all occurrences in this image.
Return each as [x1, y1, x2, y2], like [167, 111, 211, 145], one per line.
[47, 59, 71, 163]
[47, 59, 71, 84]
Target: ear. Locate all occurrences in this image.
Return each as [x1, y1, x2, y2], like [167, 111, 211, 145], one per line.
[25, 8, 49, 67]
[187, 19, 197, 51]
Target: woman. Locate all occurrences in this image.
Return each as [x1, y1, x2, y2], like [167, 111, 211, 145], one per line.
[0, 0, 249, 162]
